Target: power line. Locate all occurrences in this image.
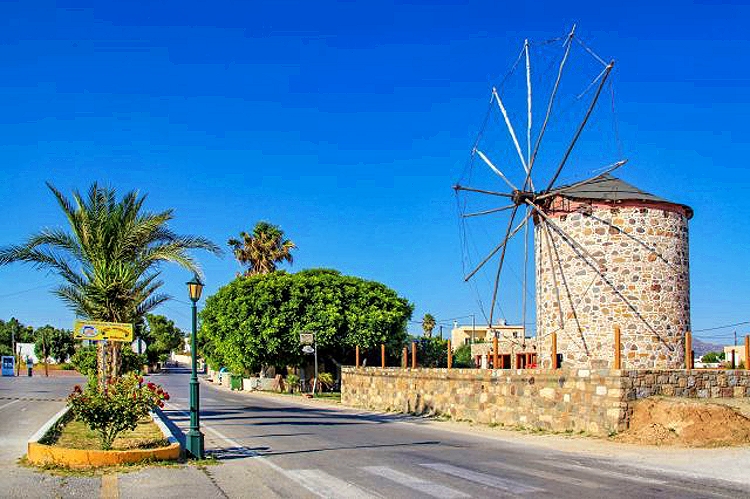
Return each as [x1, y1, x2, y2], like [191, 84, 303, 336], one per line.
[693, 321, 750, 333]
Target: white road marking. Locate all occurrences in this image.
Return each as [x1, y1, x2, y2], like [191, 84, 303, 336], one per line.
[288, 469, 377, 499]
[0, 399, 21, 411]
[363, 466, 469, 498]
[482, 461, 601, 489]
[165, 402, 378, 499]
[420, 463, 543, 495]
[543, 461, 666, 485]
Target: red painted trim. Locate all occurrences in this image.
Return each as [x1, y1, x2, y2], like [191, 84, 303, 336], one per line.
[536, 196, 692, 220]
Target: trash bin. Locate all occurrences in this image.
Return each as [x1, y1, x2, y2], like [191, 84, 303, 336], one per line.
[230, 374, 243, 391]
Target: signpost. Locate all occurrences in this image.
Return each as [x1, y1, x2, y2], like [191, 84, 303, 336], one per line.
[131, 338, 147, 355]
[300, 332, 318, 395]
[73, 320, 134, 342]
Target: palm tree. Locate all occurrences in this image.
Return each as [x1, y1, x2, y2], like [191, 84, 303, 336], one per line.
[422, 313, 436, 338]
[0, 182, 221, 325]
[228, 221, 296, 276]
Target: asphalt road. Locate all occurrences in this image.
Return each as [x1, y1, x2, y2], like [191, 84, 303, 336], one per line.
[2, 370, 749, 498]
[150, 368, 750, 499]
[0, 373, 99, 499]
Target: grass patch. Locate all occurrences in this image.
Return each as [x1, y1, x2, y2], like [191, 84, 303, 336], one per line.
[52, 417, 169, 451]
[276, 391, 341, 402]
[19, 454, 193, 477]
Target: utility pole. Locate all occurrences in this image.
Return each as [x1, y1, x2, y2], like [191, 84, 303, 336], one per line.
[439, 325, 443, 341]
[471, 314, 476, 344]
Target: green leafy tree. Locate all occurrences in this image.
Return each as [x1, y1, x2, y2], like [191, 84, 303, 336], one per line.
[71, 345, 144, 377]
[0, 183, 220, 376]
[701, 351, 725, 363]
[0, 318, 34, 357]
[452, 343, 474, 368]
[228, 221, 296, 276]
[142, 314, 184, 365]
[417, 337, 448, 367]
[199, 269, 413, 374]
[34, 325, 75, 364]
[422, 313, 436, 338]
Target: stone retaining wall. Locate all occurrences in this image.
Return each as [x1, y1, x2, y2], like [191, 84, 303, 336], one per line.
[341, 368, 750, 436]
[626, 370, 750, 399]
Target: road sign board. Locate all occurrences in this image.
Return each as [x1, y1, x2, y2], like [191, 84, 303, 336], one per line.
[302, 345, 315, 354]
[131, 338, 148, 354]
[73, 320, 134, 342]
[300, 333, 314, 345]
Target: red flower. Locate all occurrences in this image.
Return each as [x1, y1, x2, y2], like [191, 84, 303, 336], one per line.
[158, 401, 164, 408]
[163, 392, 170, 401]
[138, 376, 144, 383]
[147, 382, 156, 391]
[73, 385, 82, 394]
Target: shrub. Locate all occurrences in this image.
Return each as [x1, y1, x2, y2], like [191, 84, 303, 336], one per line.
[67, 373, 169, 450]
[286, 373, 299, 393]
[70, 346, 98, 376]
[316, 372, 334, 392]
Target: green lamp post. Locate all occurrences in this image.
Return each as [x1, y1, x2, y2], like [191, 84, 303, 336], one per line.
[186, 275, 205, 459]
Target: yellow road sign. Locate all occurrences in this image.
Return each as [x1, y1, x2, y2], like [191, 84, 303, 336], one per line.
[73, 320, 134, 342]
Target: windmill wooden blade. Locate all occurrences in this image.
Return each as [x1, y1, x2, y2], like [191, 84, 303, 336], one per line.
[492, 88, 528, 175]
[475, 149, 518, 191]
[535, 159, 627, 200]
[464, 207, 530, 281]
[523, 24, 576, 192]
[540, 220, 565, 332]
[525, 199, 605, 271]
[453, 184, 513, 198]
[541, 220, 589, 348]
[488, 210, 517, 326]
[544, 61, 615, 193]
[544, 217, 661, 338]
[462, 204, 516, 218]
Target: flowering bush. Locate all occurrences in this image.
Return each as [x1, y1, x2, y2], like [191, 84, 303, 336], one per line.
[67, 373, 169, 450]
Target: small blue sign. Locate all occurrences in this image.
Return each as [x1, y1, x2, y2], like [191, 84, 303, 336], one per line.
[1, 356, 15, 376]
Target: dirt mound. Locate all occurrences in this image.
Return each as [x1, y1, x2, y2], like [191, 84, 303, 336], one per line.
[615, 398, 750, 447]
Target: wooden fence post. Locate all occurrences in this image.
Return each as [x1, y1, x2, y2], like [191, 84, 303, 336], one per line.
[745, 335, 749, 370]
[355, 345, 360, 368]
[685, 331, 693, 370]
[411, 341, 417, 369]
[614, 325, 621, 370]
[493, 335, 499, 370]
[551, 332, 558, 369]
[402, 347, 407, 368]
[447, 340, 452, 369]
[381, 343, 385, 368]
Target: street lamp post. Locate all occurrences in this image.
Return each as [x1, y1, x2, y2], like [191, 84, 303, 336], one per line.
[186, 275, 205, 459]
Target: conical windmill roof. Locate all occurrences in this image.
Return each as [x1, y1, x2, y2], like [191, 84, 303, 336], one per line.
[548, 173, 693, 219]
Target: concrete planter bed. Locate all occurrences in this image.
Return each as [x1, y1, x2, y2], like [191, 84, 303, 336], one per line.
[27, 406, 181, 469]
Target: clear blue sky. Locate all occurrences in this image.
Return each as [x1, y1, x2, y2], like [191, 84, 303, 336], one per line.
[0, 0, 748, 344]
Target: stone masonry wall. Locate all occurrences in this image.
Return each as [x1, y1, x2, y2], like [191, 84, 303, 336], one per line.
[625, 370, 750, 399]
[342, 367, 629, 436]
[535, 201, 690, 370]
[342, 368, 750, 437]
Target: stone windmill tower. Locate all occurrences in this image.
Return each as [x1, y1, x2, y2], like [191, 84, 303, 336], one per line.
[454, 27, 693, 370]
[534, 174, 692, 369]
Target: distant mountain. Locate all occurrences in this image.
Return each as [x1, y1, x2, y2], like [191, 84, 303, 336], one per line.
[693, 338, 724, 357]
